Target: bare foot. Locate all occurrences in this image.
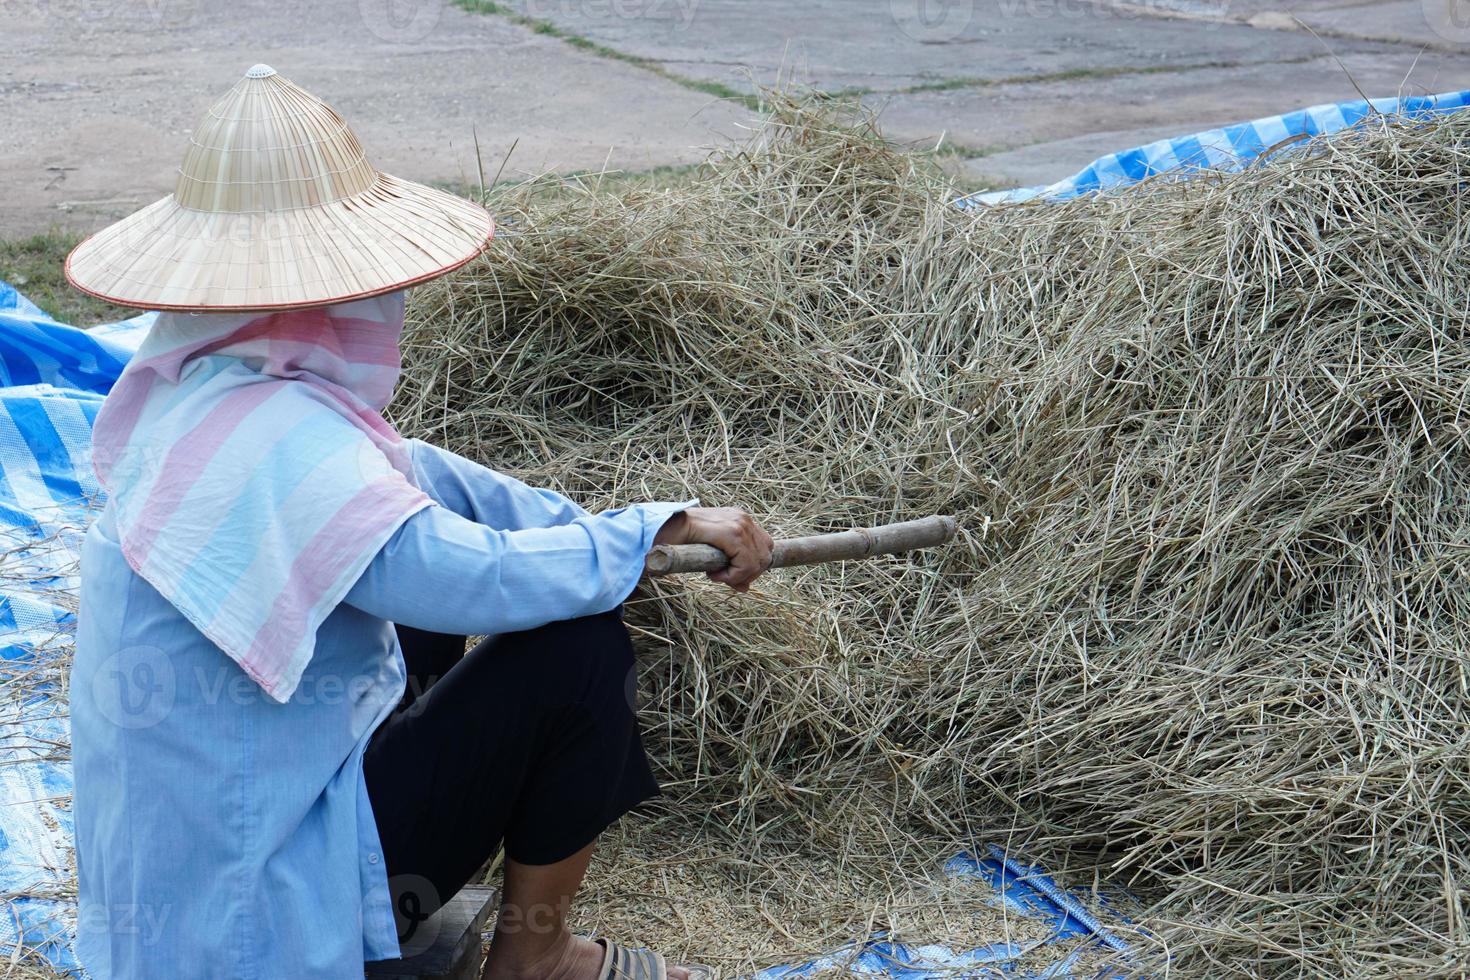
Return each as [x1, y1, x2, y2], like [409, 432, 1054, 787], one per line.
[481, 929, 693, 980]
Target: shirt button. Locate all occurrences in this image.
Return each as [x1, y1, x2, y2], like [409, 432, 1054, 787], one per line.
[368, 852, 380, 865]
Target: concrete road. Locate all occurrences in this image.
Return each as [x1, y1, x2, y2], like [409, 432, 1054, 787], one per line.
[2, 0, 1465, 237]
[0, 0, 753, 235]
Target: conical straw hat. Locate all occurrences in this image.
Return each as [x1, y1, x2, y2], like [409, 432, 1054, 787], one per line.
[66, 65, 494, 312]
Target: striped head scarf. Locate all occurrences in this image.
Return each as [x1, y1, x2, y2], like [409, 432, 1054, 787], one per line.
[91, 292, 431, 702]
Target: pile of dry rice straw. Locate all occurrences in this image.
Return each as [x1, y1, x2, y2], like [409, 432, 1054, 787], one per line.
[392, 97, 1470, 978]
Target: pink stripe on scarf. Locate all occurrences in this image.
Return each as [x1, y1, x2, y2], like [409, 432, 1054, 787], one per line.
[116, 312, 399, 384]
[123, 381, 284, 565]
[189, 311, 400, 368]
[95, 312, 402, 479]
[238, 480, 428, 692]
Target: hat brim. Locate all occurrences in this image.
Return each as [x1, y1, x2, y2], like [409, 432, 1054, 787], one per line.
[65, 173, 494, 313]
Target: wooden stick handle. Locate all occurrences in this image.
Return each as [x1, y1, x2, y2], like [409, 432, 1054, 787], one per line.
[644, 515, 958, 576]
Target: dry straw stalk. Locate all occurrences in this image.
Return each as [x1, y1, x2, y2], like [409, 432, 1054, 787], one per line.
[392, 92, 1470, 979]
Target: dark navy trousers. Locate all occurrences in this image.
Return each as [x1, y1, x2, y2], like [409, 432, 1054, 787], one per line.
[365, 606, 658, 936]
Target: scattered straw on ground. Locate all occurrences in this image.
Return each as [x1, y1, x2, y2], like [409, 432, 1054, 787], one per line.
[393, 93, 1470, 978]
[567, 815, 1109, 978]
[0, 515, 85, 980]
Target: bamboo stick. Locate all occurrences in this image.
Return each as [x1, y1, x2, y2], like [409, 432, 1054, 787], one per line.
[644, 515, 958, 576]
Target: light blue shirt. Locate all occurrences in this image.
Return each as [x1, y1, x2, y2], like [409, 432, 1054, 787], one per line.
[71, 440, 693, 979]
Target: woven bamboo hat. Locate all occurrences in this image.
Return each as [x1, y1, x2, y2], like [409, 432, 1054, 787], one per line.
[65, 64, 494, 312]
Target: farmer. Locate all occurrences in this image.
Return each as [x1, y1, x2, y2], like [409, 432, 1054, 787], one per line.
[65, 66, 771, 980]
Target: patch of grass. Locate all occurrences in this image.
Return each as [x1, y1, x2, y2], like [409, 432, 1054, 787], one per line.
[430, 162, 707, 203]
[942, 165, 1019, 197]
[891, 53, 1326, 97]
[454, 0, 761, 110]
[0, 230, 134, 327]
[926, 137, 1002, 159]
[453, 0, 1333, 154]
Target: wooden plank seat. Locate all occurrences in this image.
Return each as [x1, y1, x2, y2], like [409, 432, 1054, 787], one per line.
[365, 885, 498, 980]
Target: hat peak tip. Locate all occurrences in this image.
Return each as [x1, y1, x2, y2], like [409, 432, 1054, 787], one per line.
[245, 64, 277, 79]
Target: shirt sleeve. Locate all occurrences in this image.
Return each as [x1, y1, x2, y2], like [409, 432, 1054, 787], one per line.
[405, 438, 588, 529]
[342, 497, 697, 635]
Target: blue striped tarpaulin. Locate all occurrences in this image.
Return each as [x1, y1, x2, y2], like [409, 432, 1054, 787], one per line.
[963, 89, 1470, 206]
[754, 848, 1135, 978]
[0, 285, 142, 972]
[0, 382, 96, 970]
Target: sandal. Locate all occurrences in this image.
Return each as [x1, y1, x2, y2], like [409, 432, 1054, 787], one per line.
[595, 938, 714, 979]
